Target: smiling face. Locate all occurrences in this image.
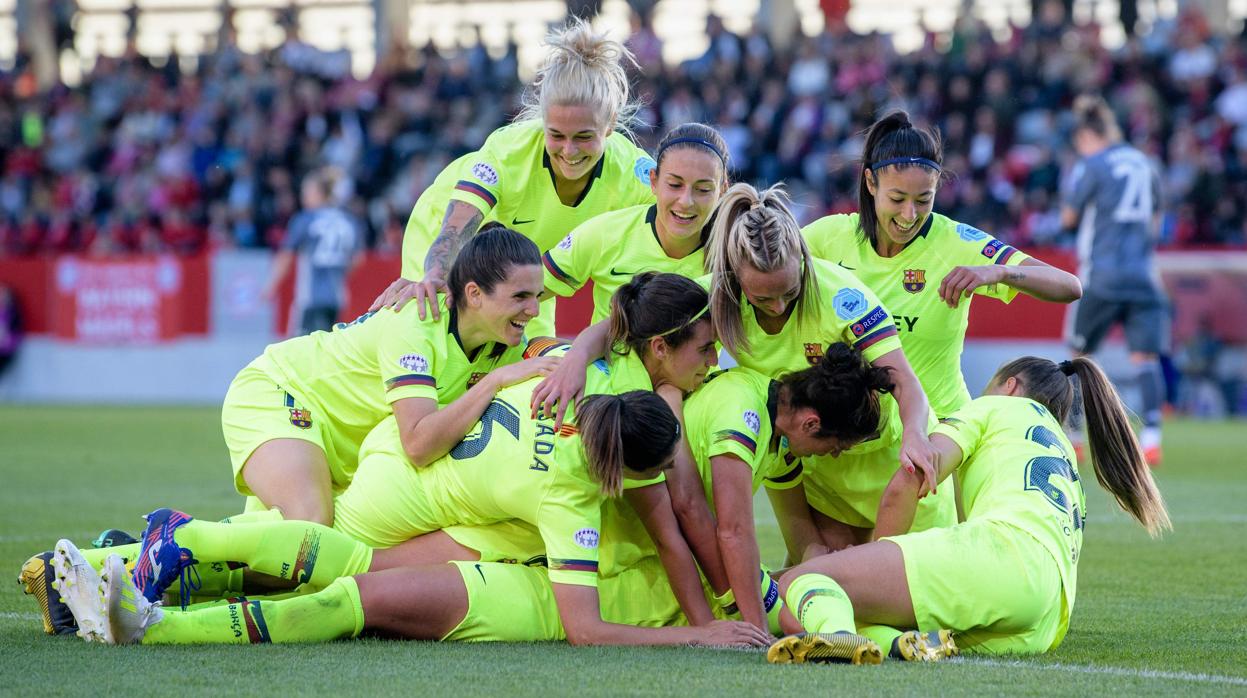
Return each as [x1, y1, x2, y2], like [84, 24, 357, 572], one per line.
[865, 165, 939, 253]
[464, 263, 545, 346]
[648, 318, 718, 392]
[543, 104, 611, 183]
[650, 148, 725, 245]
[736, 259, 802, 319]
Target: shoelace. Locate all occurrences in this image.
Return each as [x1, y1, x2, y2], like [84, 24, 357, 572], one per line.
[177, 556, 202, 611]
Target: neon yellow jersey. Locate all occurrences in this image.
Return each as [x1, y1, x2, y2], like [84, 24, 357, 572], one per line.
[933, 396, 1085, 609]
[542, 204, 706, 323]
[709, 257, 902, 378]
[261, 303, 525, 466]
[802, 212, 1030, 416]
[683, 368, 803, 508]
[357, 376, 606, 587]
[798, 395, 955, 531]
[401, 121, 656, 279]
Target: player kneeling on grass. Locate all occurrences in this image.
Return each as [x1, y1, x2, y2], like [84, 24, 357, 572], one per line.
[51, 392, 772, 648]
[766, 355, 1170, 665]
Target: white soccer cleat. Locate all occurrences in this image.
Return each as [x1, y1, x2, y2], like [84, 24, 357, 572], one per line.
[101, 553, 163, 645]
[49, 539, 108, 643]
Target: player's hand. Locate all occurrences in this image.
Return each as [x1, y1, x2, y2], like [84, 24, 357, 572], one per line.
[939, 265, 1004, 308]
[531, 351, 590, 430]
[899, 431, 939, 497]
[490, 356, 561, 389]
[691, 620, 774, 648]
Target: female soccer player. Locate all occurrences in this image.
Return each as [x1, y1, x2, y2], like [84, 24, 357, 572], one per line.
[541, 123, 729, 323]
[372, 18, 657, 337]
[767, 355, 1170, 664]
[403, 272, 722, 625]
[705, 182, 937, 484]
[228, 224, 556, 525]
[674, 344, 896, 634]
[801, 111, 1081, 420]
[54, 394, 771, 648]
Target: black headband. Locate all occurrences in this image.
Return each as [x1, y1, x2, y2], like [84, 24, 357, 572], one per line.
[657, 136, 725, 163]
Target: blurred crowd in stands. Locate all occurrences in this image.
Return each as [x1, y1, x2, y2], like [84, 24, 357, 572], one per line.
[3, 1, 1247, 257]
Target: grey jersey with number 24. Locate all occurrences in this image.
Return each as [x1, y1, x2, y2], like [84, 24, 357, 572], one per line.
[1062, 143, 1163, 301]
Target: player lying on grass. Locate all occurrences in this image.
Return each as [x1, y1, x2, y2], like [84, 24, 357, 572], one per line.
[48, 394, 771, 647]
[765, 355, 1170, 665]
[223, 223, 557, 525]
[373, 18, 657, 338]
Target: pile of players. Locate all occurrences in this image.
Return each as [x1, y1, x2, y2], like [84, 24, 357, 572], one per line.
[22, 19, 1171, 665]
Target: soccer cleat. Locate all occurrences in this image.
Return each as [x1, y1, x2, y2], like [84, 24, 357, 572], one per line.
[766, 632, 883, 666]
[132, 508, 199, 605]
[101, 553, 162, 645]
[92, 528, 139, 549]
[18, 551, 78, 635]
[49, 540, 108, 643]
[893, 629, 958, 662]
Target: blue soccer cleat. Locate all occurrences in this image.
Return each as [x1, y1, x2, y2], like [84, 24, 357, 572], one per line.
[131, 508, 199, 606]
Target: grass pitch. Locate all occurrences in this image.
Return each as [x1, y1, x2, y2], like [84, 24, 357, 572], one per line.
[0, 406, 1244, 696]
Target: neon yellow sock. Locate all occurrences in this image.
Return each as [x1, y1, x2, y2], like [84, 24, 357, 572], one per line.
[144, 576, 364, 645]
[785, 573, 855, 634]
[173, 520, 372, 589]
[180, 585, 316, 611]
[79, 543, 140, 570]
[858, 623, 903, 655]
[219, 509, 285, 524]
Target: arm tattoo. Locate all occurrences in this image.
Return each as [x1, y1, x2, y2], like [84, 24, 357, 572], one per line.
[424, 204, 484, 276]
[1004, 269, 1026, 282]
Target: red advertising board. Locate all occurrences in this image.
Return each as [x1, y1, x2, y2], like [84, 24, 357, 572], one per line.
[48, 255, 208, 343]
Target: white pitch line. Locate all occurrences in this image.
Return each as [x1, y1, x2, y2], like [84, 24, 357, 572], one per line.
[0, 612, 43, 622]
[957, 657, 1247, 687]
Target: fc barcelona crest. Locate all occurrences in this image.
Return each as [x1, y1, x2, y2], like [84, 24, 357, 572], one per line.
[468, 372, 486, 388]
[804, 343, 824, 366]
[288, 408, 313, 429]
[903, 269, 926, 294]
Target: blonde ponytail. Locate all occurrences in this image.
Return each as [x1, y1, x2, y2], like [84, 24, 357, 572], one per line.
[705, 182, 820, 355]
[516, 17, 640, 136]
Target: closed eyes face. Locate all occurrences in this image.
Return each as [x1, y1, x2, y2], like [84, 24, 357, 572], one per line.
[736, 260, 802, 319]
[651, 318, 718, 393]
[866, 166, 939, 249]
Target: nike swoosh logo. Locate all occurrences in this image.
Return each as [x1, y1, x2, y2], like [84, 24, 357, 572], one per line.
[147, 540, 163, 580]
[837, 261, 856, 271]
[609, 267, 638, 277]
[511, 218, 535, 226]
[474, 563, 486, 583]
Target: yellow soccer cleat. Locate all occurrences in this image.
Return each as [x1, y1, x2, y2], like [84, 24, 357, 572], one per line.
[767, 632, 884, 666]
[17, 551, 78, 636]
[894, 629, 958, 662]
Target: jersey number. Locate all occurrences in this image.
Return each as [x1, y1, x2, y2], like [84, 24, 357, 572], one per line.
[1110, 161, 1153, 223]
[1022, 425, 1084, 530]
[450, 399, 521, 459]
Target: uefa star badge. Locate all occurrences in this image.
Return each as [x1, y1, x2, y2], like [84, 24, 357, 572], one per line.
[743, 410, 761, 434]
[903, 269, 926, 293]
[574, 528, 600, 550]
[398, 353, 430, 373]
[470, 162, 498, 185]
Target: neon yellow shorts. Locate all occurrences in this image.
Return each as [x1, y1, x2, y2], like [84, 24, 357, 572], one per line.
[221, 358, 353, 496]
[884, 518, 1068, 655]
[442, 561, 566, 642]
[331, 448, 440, 549]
